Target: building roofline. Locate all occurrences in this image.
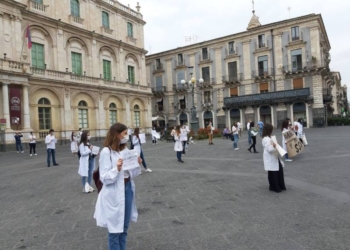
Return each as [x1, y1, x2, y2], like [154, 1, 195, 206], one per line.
[146, 13, 330, 59]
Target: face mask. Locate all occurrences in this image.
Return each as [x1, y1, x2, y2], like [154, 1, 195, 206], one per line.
[88, 136, 91, 140]
[120, 135, 129, 144]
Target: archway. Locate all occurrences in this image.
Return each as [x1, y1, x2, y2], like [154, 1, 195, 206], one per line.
[203, 111, 213, 127]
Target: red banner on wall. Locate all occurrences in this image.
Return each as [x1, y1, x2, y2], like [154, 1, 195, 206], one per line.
[9, 85, 21, 125]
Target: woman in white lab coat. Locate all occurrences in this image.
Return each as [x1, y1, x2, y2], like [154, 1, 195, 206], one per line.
[174, 125, 184, 163]
[262, 124, 286, 193]
[78, 132, 93, 193]
[132, 128, 152, 173]
[94, 123, 142, 250]
[70, 131, 78, 156]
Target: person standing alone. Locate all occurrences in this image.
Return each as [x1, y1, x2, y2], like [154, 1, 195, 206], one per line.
[247, 120, 252, 145]
[257, 119, 264, 137]
[207, 122, 214, 145]
[14, 132, 24, 153]
[247, 122, 259, 153]
[45, 129, 59, 167]
[29, 132, 37, 156]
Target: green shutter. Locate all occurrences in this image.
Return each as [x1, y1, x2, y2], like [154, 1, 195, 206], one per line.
[102, 12, 109, 28]
[32, 43, 44, 68]
[72, 52, 82, 75]
[128, 66, 135, 84]
[127, 22, 133, 37]
[103, 60, 111, 80]
[71, 0, 80, 17]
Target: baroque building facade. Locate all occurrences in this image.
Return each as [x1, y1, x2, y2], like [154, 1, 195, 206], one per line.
[146, 13, 342, 131]
[0, 0, 152, 147]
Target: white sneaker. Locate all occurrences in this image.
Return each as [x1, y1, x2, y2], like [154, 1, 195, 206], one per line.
[84, 183, 90, 193]
[30, 154, 32, 156]
[145, 168, 153, 173]
[34, 154, 37, 156]
[285, 159, 293, 162]
[89, 185, 95, 192]
[234, 148, 240, 150]
[21, 151, 24, 153]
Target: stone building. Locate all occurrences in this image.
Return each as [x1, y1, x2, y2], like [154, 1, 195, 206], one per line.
[0, 0, 152, 148]
[146, 12, 338, 131]
[330, 72, 348, 117]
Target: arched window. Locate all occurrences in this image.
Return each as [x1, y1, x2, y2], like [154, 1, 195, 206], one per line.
[71, 0, 80, 17]
[109, 103, 117, 125]
[134, 105, 140, 127]
[78, 100, 88, 128]
[38, 98, 51, 130]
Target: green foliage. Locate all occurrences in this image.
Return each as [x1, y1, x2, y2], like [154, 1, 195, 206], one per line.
[327, 118, 350, 126]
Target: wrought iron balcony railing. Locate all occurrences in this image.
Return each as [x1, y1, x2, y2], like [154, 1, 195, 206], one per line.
[198, 78, 215, 88]
[323, 88, 333, 103]
[282, 60, 325, 73]
[153, 63, 164, 73]
[152, 86, 166, 93]
[252, 68, 273, 78]
[173, 84, 188, 92]
[222, 74, 243, 84]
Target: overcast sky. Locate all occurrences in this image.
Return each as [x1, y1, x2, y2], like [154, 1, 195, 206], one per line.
[128, 0, 350, 93]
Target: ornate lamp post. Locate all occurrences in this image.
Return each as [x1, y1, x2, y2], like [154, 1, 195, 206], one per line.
[181, 66, 203, 133]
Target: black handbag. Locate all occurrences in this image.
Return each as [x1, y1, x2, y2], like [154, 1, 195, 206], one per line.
[93, 147, 111, 193]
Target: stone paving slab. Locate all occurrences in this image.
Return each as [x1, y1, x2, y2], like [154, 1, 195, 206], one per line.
[0, 127, 350, 249]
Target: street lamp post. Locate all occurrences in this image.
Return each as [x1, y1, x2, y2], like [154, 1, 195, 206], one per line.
[181, 66, 203, 133]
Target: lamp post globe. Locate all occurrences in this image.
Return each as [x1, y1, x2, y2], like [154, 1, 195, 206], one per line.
[199, 78, 204, 84]
[191, 77, 196, 84]
[181, 79, 186, 85]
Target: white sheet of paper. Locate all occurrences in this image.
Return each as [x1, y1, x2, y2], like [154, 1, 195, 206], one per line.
[180, 133, 187, 141]
[91, 146, 100, 155]
[139, 134, 146, 144]
[271, 136, 287, 157]
[121, 150, 139, 170]
[152, 131, 160, 139]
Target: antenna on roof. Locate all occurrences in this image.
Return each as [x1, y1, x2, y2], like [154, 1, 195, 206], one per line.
[252, 0, 255, 14]
[288, 7, 291, 19]
[184, 35, 197, 46]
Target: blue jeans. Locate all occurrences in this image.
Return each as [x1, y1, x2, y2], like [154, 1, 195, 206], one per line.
[108, 181, 133, 250]
[47, 149, 57, 166]
[284, 153, 290, 160]
[233, 134, 239, 149]
[140, 150, 148, 169]
[82, 156, 95, 187]
[259, 128, 263, 137]
[247, 130, 252, 144]
[176, 151, 182, 161]
[16, 142, 23, 152]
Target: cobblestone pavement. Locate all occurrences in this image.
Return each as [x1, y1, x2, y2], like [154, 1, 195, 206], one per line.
[0, 127, 349, 250]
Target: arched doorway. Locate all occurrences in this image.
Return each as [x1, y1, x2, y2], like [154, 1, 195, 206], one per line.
[230, 108, 240, 127]
[260, 105, 271, 124]
[293, 102, 307, 127]
[203, 111, 213, 127]
[179, 113, 188, 125]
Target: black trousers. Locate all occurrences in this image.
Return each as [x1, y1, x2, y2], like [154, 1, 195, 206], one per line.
[29, 143, 36, 154]
[182, 141, 187, 154]
[268, 160, 286, 193]
[248, 136, 257, 152]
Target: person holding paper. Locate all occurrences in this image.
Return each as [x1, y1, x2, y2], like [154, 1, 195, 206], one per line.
[151, 127, 158, 145]
[247, 122, 259, 153]
[281, 120, 293, 162]
[174, 125, 184, 163]
[45, 129, 59, 167]
[181, 124, 190, 154]
[132, 128, 152, 173]
[262, 124, 286, 193]
[70, 131, 78, 156]
[232, 122, 240, 150]
[78, 132, 94, 193]
[94, 122, 142, 250]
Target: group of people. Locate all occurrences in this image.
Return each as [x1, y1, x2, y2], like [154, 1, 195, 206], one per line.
[171, 123, 190, 163]
[13, 131, 37, 156]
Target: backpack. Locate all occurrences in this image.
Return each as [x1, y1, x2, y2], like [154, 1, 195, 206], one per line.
[93, 147, 111, 193]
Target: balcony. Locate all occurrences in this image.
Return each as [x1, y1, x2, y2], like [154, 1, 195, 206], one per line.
[202, 101, 213, 111]
[198, 54, 212, 64]
[222, 74, 243, 86]
[173, 84, 188, 92]
[282, 61, 325, 78]
[153, 63, 164, 74]
[101, 26, 113, 35]
[0, 59, 31, 74]
[29, 0, 49, 13]
[152, 86, 166, 96]
[323, 88, 333, 103]
[223, 88, 311, 108]
[69, 15, 84, 25]
[252, 68, 273, 82]
[175, 58, 186, 69]
[198, 78, 215, 89]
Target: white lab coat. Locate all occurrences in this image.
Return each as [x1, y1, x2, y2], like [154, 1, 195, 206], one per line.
[174, 134, 183, 151]
[132, 135, 142, 156]
[94, 147, 141, 233]
[262, 136, 284, 171]
[181, 126, 190, 141]
[70, 135, 78, 152]
[78, 143, 91, 177]
[281, 128, 289, 152]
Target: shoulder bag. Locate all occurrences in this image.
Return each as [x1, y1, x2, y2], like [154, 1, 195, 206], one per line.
[93, 147, 111, 193]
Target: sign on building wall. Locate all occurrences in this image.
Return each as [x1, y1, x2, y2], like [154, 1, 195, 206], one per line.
[9, 85, 21, 125]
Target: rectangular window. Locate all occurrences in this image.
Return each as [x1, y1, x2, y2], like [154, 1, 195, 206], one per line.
[155, 76, 163, 89]
[260, 83, 269, 93]
[291, 49, 302, 71]
[258, 56, 268, 76]
[78, 109, 88, 128]
[38, 107, 51, 130]
[71, 52, 82, 75]
[228, 42, 235, 54]
[228, 61, 238, 81]
[31, 43, 45, 68]
[155, 59, 161, 70]
[180, 97, 186, 109]
[204, 91, 211, 103]
[202, 48, 208, 60]
[157, 100, 164, 112]
[109, 110, 117, 125]
[202, 67, 210, 82]
[127, 22, 133, 37]
[102, 11, 110, 28]
[33, 0, 43, 3]
[134, 111, 140, 127]
[178, 54, 183, 65]
[293, 78, 303, 89]
[103, 60, 111, 80]
[291, 26, 299, 41]
[128, 66, 135, 84]
[258, 34, 265, 48]
[71, 0, 80, 17]
[230, 87, 238, 97]
[177, 70, 185, 86]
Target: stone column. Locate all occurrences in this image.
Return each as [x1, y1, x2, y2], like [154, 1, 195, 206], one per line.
[2, 83, 11, 130]
[22, 85, 31, 129]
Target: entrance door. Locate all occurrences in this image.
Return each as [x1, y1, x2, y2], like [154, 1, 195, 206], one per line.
[203, 111, 213, 127]
[260, 105, 271, 124]
[230, 108, 240, 127]
[293, 102, 307, 127]
[179, 113, 188, 125]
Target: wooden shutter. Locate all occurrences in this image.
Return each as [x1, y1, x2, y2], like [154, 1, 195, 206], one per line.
[230, 87, 238, 96]
[260, 83, 268, 92]
[72, 52, 82, 75]
[293, 78, 303, 89]
[228, 62, 237, 79]
[102, 12, 109, 28]
[103, 60, 111, 80]
[71, 0, 80, 17]
[32, 43, 44, 68]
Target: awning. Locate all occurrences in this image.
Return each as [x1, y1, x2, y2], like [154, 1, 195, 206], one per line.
[152, 116, 165, 121]
[178, 95, 185, 100]
[152, 116, 158, 121]
[156, 98, 163, 103]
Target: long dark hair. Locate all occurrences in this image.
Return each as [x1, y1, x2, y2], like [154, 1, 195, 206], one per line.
[104, 123, 127, 152]
[281, 120, 289, 131]
[175, 125, 181, 136]
[250, 121, 255, 127]
[134, 127, 140, 139]
[80, 132, 88, 146]
[71, 131, 75, 141]
[262, 124, 273, 138]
